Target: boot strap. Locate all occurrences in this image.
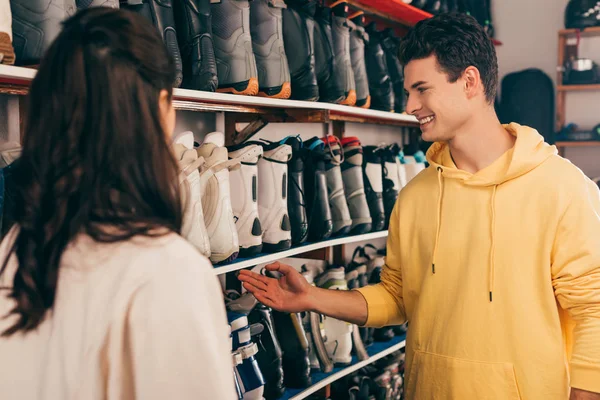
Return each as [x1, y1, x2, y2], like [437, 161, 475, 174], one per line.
[237, 342, 259, 359]
[178, 156, 207, 185]
[232, 351, 244, 366]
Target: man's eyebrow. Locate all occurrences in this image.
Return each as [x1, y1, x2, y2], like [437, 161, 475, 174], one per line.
[410, 81, 428, 89]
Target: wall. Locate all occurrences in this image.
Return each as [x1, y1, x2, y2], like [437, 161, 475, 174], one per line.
[494, 0, 599, 179]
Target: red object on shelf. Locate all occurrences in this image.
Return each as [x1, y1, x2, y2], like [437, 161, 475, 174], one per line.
[349, 0, 432, 26]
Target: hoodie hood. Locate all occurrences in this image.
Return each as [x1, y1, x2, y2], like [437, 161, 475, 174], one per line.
[426, 123, 557, 186]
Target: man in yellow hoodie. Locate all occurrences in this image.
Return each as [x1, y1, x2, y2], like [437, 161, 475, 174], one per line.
[239, 12, 600, 400]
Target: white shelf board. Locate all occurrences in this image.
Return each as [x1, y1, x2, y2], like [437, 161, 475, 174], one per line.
[290, 339, 407, 400]
[0, 65, 418, 125]
[214, 230, 388, 275]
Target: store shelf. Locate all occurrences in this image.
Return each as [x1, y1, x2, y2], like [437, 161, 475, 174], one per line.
[0, 64, 419, 127]
[555, 140, 600, 148]
[560, 26, 600, 37]
[557, 84, 600, 92]
[280, 334, 407, 400]
[214, 230, 388, 275]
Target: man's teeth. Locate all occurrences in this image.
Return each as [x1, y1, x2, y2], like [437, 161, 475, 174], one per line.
[419, 116, 434, 125]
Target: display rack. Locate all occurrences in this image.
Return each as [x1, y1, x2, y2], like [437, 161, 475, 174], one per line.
[556, 27, 600, 156]
[281, 334, 407, 400]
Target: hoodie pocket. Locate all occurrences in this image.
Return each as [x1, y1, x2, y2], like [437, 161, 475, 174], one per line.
[405, 350, 522, 400]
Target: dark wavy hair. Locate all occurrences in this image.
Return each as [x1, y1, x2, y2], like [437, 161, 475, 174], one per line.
[399, 12, 498, 103]
[0, 7, 183, 335]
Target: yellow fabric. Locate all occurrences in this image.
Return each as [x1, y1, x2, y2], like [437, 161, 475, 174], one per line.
[356, 123, 600, 399]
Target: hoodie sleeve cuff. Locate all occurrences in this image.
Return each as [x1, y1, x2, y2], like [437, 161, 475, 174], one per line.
[354, 284, 399, 328]
[570, 361, 600, 394]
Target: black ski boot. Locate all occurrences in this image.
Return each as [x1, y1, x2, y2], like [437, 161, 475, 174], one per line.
[10, 0, 76, 65]
[303, 137, 334, 241]
[248, 303, 286, 400]
[381, 29, 405, 113]
[282, 0, 319, 101]
[349, 12, 370, 108]
[362, 146, 386, 232]
[364, 22, 393, 112]
[281, 136, 309, 245]
[122, 0, 184, 87]
[313, 4, 345, 103]
[271, 310, 312, 388]
[173, 0, 218, 92]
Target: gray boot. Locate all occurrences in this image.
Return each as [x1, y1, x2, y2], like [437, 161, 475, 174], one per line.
[212, 0, 258, 95]
[348, 12, 370, 108]
[341, 137, 372, 234]
[250, 0, 291, 98]
[10, 0, 77, 65]
[330, 1, 355, 105]
[322, 136, 352, 236]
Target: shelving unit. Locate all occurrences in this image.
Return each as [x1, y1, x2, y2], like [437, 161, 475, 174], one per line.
[215, 230, 388, 275]
[281, 334, 406, 400]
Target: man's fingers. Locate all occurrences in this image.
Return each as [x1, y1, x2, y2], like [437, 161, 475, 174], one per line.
[252, 290, 278, 310]
[238, 273, 269, 291]
[242, 281, 267, 296]
[238, 269, 271, 286]
[265, 262, 295, 275]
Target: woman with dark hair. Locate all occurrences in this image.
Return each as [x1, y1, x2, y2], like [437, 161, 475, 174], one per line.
[0, 7, 236, 399]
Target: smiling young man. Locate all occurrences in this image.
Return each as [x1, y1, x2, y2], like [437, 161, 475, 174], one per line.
[238, 13, 600, 400]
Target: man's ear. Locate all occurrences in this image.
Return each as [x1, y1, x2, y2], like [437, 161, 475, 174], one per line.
[463, 66, 483, 100]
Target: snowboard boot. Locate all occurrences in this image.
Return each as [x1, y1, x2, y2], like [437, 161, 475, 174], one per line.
[313, 4, 345, 104]
[315, 266, 353, 366]
[300, 266, 325, 371]
[347, 246, 372, 346]
[197, 132, 241, 264]
[282, 0, 319, 101]
[425, 0, 443, 14]
[348, 12, 370, 108]
[172, 131, 211, 259]
[227, 142, 264, 257]
[0, 0, 15, 65]
[322, 135, 352, 236]
[248, 303, 286, 400]
[280, 136, 308, 245]
[9, 0, 76, 65]
[211, 0, 258, 95]
[447, 0, 459, 12]
[380, 144, 400, 229]
[271, 310, 312, 388]
[122, 0, 183, 87]
[329, 1, 355, 106]
[412, 0, 428, 8]
[381, 29, 405, 114]
[75, 0, 118, 8]
[362, 146, 385, 232]
[341, 137, 372, 234]
[302, 137, 333, 241]
[256, 141, 293, 252]
[364, 22, 394, 112]
[173, 0, 218, 92]
[250, 0, 291, 98]
[226, 292, 266, 400]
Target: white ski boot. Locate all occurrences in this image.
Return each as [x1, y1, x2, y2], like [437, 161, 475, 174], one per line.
[197, 132, 241, 264]
[172, 131, 211, 259]
[228, 143, 264, 257]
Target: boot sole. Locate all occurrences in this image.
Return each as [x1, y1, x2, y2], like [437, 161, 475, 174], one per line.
[239, 244, 263, 258]
[350, 222, 372, 235]
[262, 239, 291, 253]
[217, 77, 259, 96]
[356, 95, 371, 109]
[258, 82, 292, 99]
[0, 33, 15, 65]
[212, 251, 240, 265]
[332, 224, 351, 237]
[340, 90, 357, 106]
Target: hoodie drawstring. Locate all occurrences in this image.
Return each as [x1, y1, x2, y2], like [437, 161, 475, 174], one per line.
[489, 185, 498, 302]
[432, 167, 444, 274]
[432, 166, 498, 303]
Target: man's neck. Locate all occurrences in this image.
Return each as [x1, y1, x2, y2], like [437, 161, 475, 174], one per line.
[447, 108, 516, 174]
